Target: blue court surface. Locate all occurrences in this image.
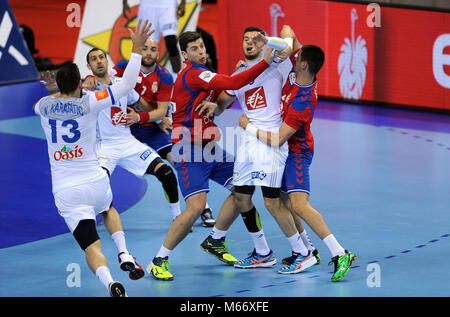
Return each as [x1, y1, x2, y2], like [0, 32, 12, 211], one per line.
[0, 83, 449, 301]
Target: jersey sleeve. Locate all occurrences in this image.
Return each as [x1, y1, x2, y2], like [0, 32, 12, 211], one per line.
[283, 101, 313, 131]
[127, 88, 141, 105]
[157, 81, 173, 102]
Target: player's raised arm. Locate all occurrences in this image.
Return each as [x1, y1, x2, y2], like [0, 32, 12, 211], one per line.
[91, 19, 154, 109]
[205, 47, 274, 91]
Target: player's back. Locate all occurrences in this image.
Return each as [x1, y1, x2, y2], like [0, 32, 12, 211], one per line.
[35, 94, 108, 193]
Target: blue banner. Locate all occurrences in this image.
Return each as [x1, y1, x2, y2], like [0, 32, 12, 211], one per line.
[0, 0, 39, 85]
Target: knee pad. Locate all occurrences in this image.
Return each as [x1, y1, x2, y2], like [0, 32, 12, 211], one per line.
[73, 219, 99, 251]
[261, 186, 281, 199]
[154, 163, 175, 182]
[164, 35, 179, 56]
[154, 163, 179, 204]
[145, 157, 164, 175]
[241, 206, 262, 233]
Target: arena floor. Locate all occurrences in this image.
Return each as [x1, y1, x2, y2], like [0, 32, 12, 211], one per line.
[0, 94, 449, 298]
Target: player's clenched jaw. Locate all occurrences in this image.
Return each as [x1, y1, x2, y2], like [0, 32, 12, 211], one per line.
[86, 48, 109, 78]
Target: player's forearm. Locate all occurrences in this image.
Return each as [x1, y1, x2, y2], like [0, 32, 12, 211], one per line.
[245, 124, 282, 147]
[210, 59, 269, 90]
[138, 106, 167, 123]
[110, 53, 141, 100]
[266, 37, 293, 51]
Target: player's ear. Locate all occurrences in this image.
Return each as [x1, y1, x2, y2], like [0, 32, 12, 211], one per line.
[181, 51, 188, 60]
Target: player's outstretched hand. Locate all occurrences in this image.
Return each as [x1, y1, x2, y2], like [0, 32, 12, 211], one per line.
[238, 114, 250, 129]
[130, 19, 155, 54]
[82, 75, 98, 91]
[252, 33, 268, 49]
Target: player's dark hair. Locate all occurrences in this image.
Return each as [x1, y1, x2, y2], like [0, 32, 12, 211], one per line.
[86, 47, 106, 64]
[300, 45, 325, 76]
[179, 31, 202, 52]
[56, 63, 81, 95]
[243, 26, 265, 36]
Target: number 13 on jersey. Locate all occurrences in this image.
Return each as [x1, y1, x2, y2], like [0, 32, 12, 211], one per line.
[49, 119, 81, 143]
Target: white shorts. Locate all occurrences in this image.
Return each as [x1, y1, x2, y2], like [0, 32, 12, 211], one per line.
[97, 137, 160, 176]
[138, 0, 178, 42]
[54, 176, 112, 232]
[232, 128, 288, 188]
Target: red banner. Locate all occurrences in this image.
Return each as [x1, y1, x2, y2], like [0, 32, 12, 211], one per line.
[217, 0, 450, 111]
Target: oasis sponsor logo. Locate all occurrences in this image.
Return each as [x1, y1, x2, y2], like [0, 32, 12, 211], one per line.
[54, 145, 83, 161]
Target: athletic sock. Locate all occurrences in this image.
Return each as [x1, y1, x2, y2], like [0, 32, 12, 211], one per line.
[299, 229, 316, 252]
[210, 226, 227, 240]
[323, 234, 346, 257]
[156, 245, 172, 259]
[170, 202, 181, 220]
[249, 230, 271, 256]
[95, 266, 114, 289]
[287, 232, 309, 256]
[111, 231, 128, 255]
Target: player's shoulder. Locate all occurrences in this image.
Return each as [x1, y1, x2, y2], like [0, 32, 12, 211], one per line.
[155, 64, 174, 85]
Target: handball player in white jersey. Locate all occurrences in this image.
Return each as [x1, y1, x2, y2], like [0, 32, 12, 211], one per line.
[209, 26, 319, 272]
[34, 20, 153, 296]
[83, 48, 182, 223]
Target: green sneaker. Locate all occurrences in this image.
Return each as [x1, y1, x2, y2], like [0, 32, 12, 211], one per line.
[200, 236, 237, 265]
[329, 250, 356, 282]
[146, 256, 174, 281]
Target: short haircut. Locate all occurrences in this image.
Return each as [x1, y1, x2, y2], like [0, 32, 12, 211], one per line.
[179, 31, 202, 52]
[86, 47, 106, 64]
[243, 26, 265, 36]
[56, 63, 81, 95]
[300, 45, 325, 76]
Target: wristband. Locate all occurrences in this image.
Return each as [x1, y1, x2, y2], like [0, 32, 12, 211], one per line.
[246, 123, 258, 137]
[138, 112, 150, 123]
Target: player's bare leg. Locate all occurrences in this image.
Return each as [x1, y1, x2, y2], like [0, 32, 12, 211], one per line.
[85, 239, 127, 297]
[101, 206, 145, 280]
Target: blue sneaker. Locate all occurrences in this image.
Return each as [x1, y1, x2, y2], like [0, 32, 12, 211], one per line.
[234, 249, 277, 269]
[278, 251, 317, 274]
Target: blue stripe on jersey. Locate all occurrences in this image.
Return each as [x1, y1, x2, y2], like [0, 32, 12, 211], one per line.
[181, 67, 198, 130]
[155, 64, 174, 86]
[107, 86, 115, 105]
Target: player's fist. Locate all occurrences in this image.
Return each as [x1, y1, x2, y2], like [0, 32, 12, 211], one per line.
[238, 114, 250, 129]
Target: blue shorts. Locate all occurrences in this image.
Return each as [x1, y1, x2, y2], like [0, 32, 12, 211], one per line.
[173, 142, 235, 200]
[130, 125, 172, 156]
[281, 151, 314, 195]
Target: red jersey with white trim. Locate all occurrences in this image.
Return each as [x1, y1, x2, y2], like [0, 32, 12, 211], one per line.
[112, 62, 173, 127]
[281, 55, 318, 153]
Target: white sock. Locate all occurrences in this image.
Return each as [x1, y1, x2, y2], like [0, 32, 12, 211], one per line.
[210, 226, 227, 240]
[95, 266, 114, 290]
[300, 229, 316, 252]
[250, 230, 271, 256]
[323, 234, 346, 257]
[111, 231, 128, 255]
[205, 202, 210, 210]
[170, 202, 181, 219]
[287, 232, 309, 256]
[156, 245, 172, 259]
